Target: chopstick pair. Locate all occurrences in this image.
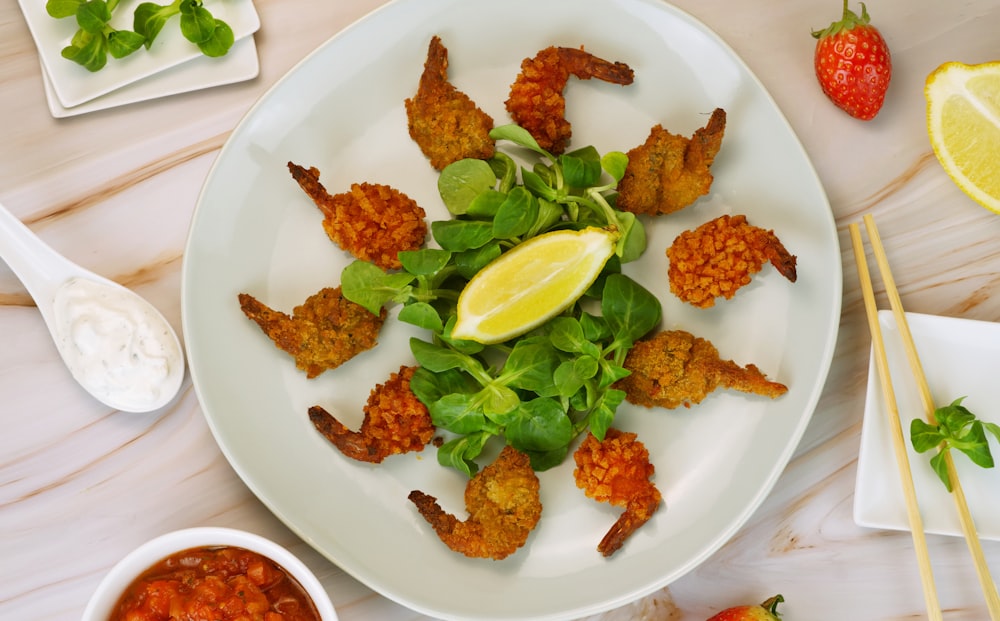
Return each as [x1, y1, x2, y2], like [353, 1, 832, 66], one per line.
[850, 214, 1000, 621]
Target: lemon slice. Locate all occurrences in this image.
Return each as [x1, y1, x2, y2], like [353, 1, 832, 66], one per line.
[451, 227, 617, 344]
[925, 61, 1000, 214]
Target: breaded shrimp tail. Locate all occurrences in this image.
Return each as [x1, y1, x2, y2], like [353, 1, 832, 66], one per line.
[573, 428, 662, 557]
[404, 36, 496, 170]
[667, 213, 797, 308]
[617, 108, 727, 216]
[309, 365, 434, 463]
[408, 445, 542, 560]
[238, 286, 385, 379]
[288, 162, 427, 271]
[506, 46, 634, 155]
[618, 330, 787, 409]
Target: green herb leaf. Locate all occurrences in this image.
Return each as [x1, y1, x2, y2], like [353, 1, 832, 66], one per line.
[76, 0, 112, 33]
[340, 260, 414, 314]
[439, 159, 497, 215]
[910, 418, 944, 453]
[431, 219, 494, 252]
[197, 19, 233, 57]
[133, 2, 175, 48]
[107, 29, 145, 58]
[178, 0, 215, 43]
[46, 0, 83, 19]
[506, 397, 574, 452]
[492, 186, 538, 239]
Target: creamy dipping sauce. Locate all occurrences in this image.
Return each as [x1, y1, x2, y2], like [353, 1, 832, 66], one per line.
[53, 277, 182, 411]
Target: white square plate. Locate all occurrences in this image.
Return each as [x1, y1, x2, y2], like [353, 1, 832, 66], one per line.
[18, 0, 260, 108]
[41, 34, 259, 118]
[855, 310, 1000, 540]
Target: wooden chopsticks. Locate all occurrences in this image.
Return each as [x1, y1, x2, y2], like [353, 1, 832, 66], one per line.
[850, 214, 1000, 621]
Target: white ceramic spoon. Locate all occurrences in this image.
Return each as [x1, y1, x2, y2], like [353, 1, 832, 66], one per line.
[0, 202, 184, 412]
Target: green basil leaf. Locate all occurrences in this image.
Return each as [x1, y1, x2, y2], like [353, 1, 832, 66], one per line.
[197, 19, 233, 57]
[602, 151, 629, 182]
[588, 388, 626, 441]
[133, 2, 175, 48]
[397, 302, 443, 332]
[465, 189, 506, 219]
[62, 31, 107, 71]
[178, 2, 215, 43]
[107, 29, 145, 58]
[910, 418, 945, 453]
[46, 0, 83, 19]
[930, 450, 952, 492]
[492, 186, 538, 239]
[398, 248, 451, 276]
[436, 432, 491, 477]
[601, 273, 661, 345]
[506, 397, 573, 452]
[431, 219, 494, 252]
[76, 0, 111, 33]
[438, 158, 497, 215]
[340, 260, 414, 314]
[560, 146, 602, 188]
[428, 393, 486, 434]
[454, 241, 501, 280]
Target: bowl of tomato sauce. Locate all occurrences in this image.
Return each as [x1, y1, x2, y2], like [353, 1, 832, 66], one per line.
[82, 527, 337, 621]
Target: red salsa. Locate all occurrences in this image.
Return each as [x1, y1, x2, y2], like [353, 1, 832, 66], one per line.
[110, 545, 322, 621]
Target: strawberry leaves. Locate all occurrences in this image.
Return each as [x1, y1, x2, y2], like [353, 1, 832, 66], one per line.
[910, 397, 1000, 492]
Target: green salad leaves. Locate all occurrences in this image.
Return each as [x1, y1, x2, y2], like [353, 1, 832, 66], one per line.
[341, 125, 661, 476]
[46, 0, 234, 72]
[910, 397, 1000, 492]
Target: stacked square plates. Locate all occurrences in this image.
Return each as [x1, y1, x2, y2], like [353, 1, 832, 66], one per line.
[17, 0, 261, 117]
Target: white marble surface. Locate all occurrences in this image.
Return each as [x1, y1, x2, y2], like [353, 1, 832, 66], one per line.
[2, 0, 1000, 619]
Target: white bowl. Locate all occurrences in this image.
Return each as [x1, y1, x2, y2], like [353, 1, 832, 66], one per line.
[82, 527, 338, 620]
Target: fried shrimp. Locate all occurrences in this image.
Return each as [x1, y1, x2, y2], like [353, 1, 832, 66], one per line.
[404, 36, 496, 170]
[288, 162, 427, 271]
[617, 108, 727, 216]
[238, 286, 385, 379]
[309, 365, 434, 463]
[618, 330, 788, 409]
[408, 445, 542, 560]
[505, 45, 634, 155]
[667, 213, 797, 308]
[573, 428, 662, 557]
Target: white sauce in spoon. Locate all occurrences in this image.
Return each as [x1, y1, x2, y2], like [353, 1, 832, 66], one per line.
[52, 277, 183, 412]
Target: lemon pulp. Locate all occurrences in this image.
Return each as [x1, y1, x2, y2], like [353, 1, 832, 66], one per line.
[451, 227, 617, 344]
[925, 61, 1000, 214]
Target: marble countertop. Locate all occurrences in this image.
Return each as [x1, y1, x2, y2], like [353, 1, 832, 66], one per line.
[3, 0, 1000, 619]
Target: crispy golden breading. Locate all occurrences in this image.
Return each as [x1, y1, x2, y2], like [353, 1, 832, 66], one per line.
[309, 365, 434, 463]
[505, 46, 634, 155]
[617, 108, 727, 216]
[667, 213, 797, 308]
[408, 445, 542, 560]
[618, 330, 788, 409]
[573, 428, 662, 557]
[287, 163, 427, 271]
[238, 286, 385, 379]
[404, 36, 496, 170]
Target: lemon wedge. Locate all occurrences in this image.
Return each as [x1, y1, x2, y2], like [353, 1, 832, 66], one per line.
[451, 227, 617, 344]
[925, 61, 1000, 214]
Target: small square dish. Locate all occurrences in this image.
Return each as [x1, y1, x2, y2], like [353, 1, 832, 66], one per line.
[17, 0, 260, 108]
[41, 34, 259, 118]
[854, 310, 1000, 540]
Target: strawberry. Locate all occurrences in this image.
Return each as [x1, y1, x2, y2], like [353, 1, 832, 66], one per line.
[706, 594, 784, 621]
[812, 1, 892, 120]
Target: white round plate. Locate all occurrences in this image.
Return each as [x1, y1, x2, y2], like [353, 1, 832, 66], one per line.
[182, 0, 841, 619]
